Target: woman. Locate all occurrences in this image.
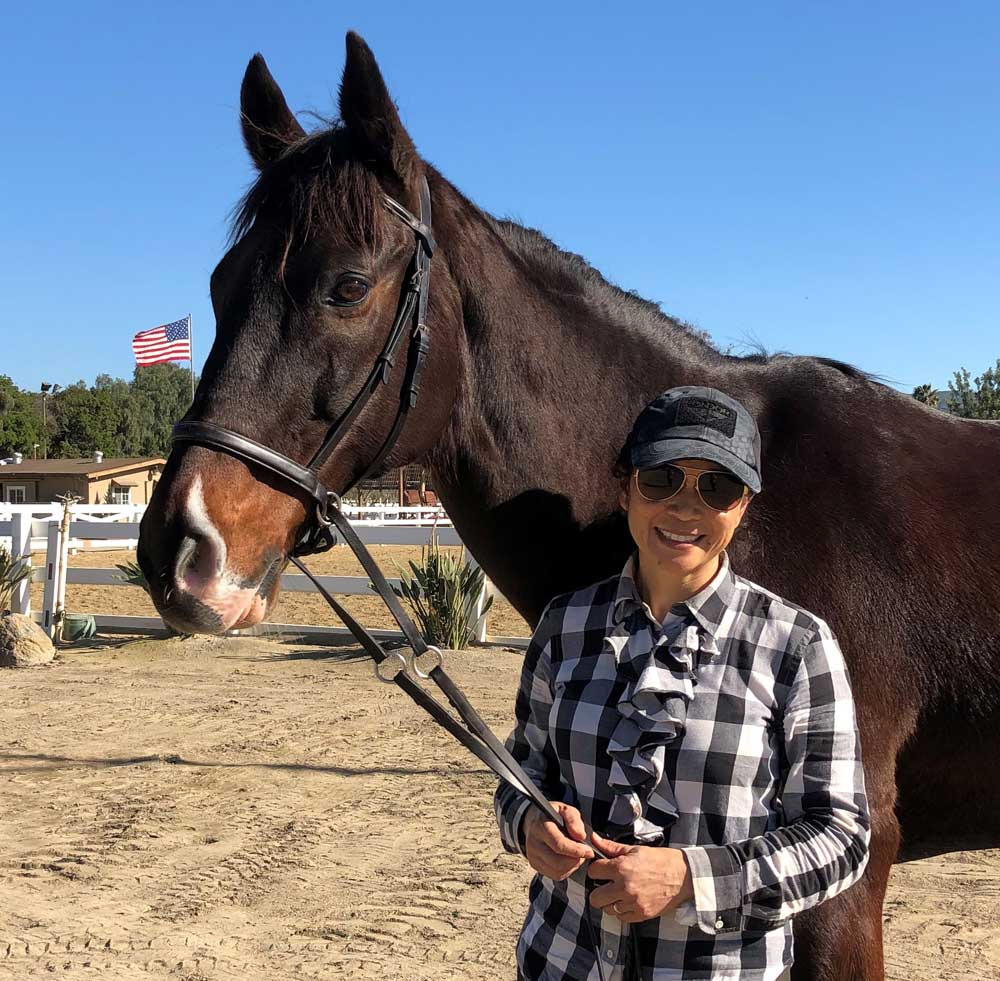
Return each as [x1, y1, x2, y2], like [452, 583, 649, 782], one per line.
[495, 386, 870, 981]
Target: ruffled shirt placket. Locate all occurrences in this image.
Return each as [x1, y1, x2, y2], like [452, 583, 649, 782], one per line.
[604, 597, 721, 844]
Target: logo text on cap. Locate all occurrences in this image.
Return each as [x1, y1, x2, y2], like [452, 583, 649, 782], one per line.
[673, 397, 737, 438]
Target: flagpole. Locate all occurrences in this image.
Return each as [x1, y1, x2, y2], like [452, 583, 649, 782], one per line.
[188, 313, 195, 403]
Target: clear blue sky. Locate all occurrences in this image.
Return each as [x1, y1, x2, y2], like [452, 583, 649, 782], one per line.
[2, 1, 997, 395]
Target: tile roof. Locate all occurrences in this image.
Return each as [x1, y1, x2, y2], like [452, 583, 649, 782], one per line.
[0, 457, 165, 478]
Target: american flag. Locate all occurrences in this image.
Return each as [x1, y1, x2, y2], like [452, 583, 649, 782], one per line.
[132, 316, 192, 366]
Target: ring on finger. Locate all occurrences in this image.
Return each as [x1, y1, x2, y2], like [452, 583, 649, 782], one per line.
[612, 901, 624, 915]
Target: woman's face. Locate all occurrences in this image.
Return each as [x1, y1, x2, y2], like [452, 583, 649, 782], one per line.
[619, 458, 751, 583]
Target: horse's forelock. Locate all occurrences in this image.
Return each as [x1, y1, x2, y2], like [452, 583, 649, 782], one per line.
[229, 125, 388, 264]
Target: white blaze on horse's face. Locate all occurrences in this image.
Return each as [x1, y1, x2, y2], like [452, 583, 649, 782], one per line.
[175, 474, 268, 631]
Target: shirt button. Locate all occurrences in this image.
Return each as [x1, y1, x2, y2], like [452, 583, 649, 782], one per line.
[715, 918, 725, 929]
[605, 949, 615, 960]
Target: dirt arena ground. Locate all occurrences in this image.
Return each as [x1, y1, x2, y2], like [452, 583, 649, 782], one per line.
[2, 633, 998, 981]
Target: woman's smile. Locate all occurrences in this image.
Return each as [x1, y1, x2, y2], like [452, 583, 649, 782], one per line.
[654, 527, 703, 547]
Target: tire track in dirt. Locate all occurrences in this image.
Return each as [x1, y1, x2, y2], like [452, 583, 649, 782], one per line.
[3, 766, 190, 895]
[148, 810, 344, 922]
[301, 771, 522, 972]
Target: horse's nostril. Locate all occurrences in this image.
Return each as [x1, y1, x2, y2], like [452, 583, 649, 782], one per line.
[175, 536, 197, 580]
[175, 533, 225, 593]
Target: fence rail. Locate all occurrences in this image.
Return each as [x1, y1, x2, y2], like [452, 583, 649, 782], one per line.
[0, 503, 452, 553]
[0, 503, 527, 648]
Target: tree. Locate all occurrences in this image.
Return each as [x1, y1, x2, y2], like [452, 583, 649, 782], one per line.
[0, 375, 43, 457]
[49, 382, 121, 457]
[130, 364, 197, 456]
[911, 384, 938, 407]
[36, 365, 196, 459]
[98, 375, 145, 455]
[946, 359, 1000, 420]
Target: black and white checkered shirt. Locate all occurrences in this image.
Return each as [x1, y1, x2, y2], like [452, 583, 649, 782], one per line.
[495, 550, 870, 980]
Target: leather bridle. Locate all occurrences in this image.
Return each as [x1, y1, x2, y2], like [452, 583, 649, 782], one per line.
[172, 176, 435, 557]
[167, 174, 632, 981]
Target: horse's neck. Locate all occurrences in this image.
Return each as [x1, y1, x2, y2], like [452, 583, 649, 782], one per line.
[431, 181, 717, 506]
[425, 179, 723, 615]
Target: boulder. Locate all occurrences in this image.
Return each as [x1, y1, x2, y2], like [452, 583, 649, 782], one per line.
[0, 613, 56, 667]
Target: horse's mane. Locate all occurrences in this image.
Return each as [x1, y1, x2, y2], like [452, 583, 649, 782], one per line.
[740, 348, 889, 386]
[228, 122, 887, 389]
[491, 219, 721, 359]
[806, 356, 889, 384]
[490, 219, 889, 387]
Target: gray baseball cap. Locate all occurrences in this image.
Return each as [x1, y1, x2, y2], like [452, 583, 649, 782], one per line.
[625, 386, 762, 494]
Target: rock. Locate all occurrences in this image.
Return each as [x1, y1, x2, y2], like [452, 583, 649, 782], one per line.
[0, 613, 56, 667]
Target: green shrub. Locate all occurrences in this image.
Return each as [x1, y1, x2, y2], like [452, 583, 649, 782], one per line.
[0, 544, 32, 613]
[114, 560, 149, 592]
[391, 530, 493, 649]
[115, 558, 192, 639]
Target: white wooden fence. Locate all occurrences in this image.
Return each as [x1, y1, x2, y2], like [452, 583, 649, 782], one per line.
[0, 504, 528, 648]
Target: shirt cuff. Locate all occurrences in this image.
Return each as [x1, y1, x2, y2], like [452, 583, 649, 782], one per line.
[678, 844, 744, 934]
[499, 796, 534, 856]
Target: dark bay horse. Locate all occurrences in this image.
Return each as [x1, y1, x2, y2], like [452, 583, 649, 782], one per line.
[137, 33, 1000, 981]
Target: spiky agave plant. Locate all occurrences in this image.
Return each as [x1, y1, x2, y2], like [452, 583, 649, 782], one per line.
[114, 560, 149, 592]
[114, 559, 190, 639]
[391, 530, 493, 649]
[0, 544, 32, 614]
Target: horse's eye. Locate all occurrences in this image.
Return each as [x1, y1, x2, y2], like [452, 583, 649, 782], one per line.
[327, 276, 370, 306]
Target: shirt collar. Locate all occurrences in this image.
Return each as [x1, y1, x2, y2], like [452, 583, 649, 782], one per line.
[612, 550, 736, 639]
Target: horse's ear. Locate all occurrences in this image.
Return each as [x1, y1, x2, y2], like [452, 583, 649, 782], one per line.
[339, 32, 418, 186]
[240, 54, 306, 170]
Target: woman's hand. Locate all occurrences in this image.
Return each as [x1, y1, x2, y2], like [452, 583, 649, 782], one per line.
[587, 832, 695, 923]
[522, 802, 595, 881]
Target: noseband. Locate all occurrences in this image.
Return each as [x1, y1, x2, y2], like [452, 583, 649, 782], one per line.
[172, 175, 436, 556]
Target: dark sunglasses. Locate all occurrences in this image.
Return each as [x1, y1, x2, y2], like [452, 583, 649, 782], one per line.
[634, 464, 747, 512]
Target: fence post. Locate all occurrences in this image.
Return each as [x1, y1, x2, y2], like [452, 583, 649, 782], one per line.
[474, 578, 494, 644]
[465, 552, 492, 644]
[11, 511, 32, 617]
[53, 497, 77, 643]
[41, 519, 63, 638]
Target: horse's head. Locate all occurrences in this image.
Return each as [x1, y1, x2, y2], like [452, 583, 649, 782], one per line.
[138, 34, 463, 634]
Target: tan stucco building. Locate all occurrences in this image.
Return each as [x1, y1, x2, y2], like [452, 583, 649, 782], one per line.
[0, 454, 166, 505]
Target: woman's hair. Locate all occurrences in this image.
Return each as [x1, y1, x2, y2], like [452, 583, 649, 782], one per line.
[612, 439, 633, 489]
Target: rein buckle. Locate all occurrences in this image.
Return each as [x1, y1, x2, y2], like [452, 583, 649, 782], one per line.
[373, 645, 443, 685]
[316, 490, 342, 527]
